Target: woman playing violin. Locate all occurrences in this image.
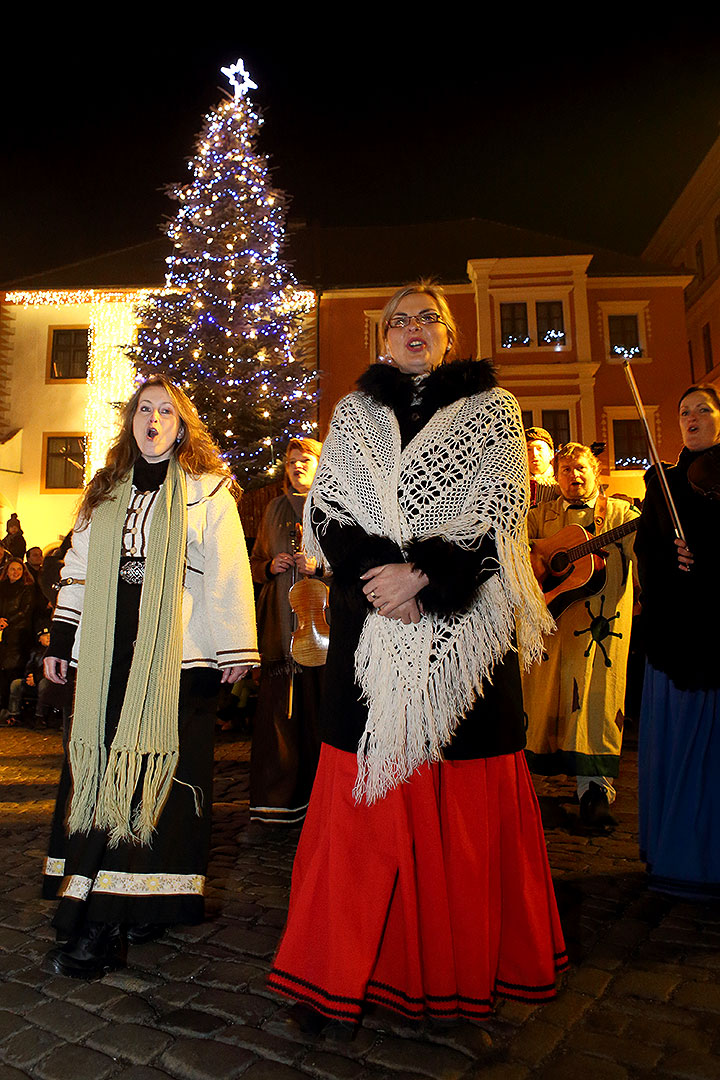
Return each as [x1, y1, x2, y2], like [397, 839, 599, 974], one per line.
[635, 384, 720, 899]
[247, 438, 324, 839]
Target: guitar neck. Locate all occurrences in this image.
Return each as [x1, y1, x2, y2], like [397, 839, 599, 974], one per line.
[566, 518, 638, 562]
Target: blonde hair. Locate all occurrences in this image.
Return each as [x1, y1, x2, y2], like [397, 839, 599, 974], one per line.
[77, 376, 237, 524]
[554, 442, 600, 479]
[379, 280, 459, 361]
[285, 437, 322, 462]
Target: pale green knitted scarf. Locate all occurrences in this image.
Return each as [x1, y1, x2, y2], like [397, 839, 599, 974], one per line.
[68, 455, 188, 846]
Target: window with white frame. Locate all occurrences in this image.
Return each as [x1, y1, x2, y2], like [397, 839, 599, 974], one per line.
[495, 291, 571, 351]
[500, 303, 530, 348]
[608, 315, 642, 358]
[536, 301, 566, 347]
[598, 301, 650, 362]
[519, 398, 577, 448]
[47, 327, 89, 381]
[42, 433, 86, 491]
[365, 309, 387, 362]
[603, 406, 656, 472]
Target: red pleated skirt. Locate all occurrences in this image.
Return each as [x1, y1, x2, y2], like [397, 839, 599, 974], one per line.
[268, 744, 568, 1024]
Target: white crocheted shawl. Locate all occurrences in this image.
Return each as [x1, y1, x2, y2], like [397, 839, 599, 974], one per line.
[305, 382, 553, 803]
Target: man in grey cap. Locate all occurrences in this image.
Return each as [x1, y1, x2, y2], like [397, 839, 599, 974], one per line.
[525, 427, 560, 504]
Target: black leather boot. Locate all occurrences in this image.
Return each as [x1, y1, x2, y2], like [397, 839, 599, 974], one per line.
[288, 1002, 358, 1041]
[579, 782, 618, 828]
[46, 921, 127, 979]
[126, 922, 166, 946]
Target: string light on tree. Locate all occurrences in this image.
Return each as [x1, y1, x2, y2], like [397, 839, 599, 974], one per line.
[130, 58, 317, 489]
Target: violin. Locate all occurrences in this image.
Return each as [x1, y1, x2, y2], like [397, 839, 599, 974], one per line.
[687, 443, 720, 500]
[288, 523, 329, 667]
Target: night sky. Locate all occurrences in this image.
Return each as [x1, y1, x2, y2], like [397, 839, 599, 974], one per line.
[2, 21, 720, 285]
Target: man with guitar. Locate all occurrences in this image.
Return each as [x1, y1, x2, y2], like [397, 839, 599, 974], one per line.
[523, 443, 639, 828]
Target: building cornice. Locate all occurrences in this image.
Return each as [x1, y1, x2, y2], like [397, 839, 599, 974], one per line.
[318, 284, 473, 301]
[587, 275, 694, 290]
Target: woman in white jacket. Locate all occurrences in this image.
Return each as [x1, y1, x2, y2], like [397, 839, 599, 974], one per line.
[43, 377, 259, 979]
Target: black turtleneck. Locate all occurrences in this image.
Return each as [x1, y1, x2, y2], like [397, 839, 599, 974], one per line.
[133, 456, 170, 492]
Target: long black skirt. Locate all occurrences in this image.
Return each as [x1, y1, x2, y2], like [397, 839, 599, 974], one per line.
[42, 667, 220, 935]
[249, 661, 322, 825]
[42, 576, 221, 935]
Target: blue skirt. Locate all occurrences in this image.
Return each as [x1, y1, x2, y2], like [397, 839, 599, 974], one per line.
[639, 663, 720, 900]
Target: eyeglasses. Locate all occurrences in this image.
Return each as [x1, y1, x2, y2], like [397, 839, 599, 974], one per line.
[386, 311, 447, 330]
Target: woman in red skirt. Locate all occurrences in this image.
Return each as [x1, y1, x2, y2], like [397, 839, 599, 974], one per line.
[268, 282, 567, 1032]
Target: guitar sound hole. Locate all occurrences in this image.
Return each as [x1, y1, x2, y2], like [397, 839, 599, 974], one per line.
[549, 552, 570, 575]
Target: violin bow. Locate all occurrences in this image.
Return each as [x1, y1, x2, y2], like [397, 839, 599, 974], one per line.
[623, 359, 687, 545]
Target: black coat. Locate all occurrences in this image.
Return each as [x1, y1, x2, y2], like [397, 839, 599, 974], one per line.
[636, 447, 720, 691]
[0, 580, 34, 671]
[315, 360, 526, 760]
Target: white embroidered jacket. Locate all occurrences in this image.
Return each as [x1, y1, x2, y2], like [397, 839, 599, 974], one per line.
[54, 474, 260, 671]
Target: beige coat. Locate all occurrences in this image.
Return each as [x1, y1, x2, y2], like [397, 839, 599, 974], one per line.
[522, 496, 638, 778]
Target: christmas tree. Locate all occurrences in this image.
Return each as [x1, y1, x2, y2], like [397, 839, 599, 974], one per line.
[132, 59, 317, 489]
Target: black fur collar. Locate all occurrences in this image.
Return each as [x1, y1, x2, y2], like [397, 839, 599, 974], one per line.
[356, 358, 497, 412]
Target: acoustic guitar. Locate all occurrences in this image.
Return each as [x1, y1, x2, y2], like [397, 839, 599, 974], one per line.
[532, 518, 638, 618]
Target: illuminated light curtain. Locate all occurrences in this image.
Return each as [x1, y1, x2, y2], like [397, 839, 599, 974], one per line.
[86, 295, 138, 480]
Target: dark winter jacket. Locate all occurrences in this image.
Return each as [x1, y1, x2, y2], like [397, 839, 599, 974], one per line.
[636, 447, 720, 690]
[315, 359, 526, 760]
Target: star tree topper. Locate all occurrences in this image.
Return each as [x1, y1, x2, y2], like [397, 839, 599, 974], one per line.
[221, 58, 258, 101]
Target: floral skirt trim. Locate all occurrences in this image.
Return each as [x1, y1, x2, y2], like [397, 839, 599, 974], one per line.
[44, 858, 206, 902]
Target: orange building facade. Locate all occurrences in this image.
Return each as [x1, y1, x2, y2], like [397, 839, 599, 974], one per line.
[316, 254, 692, 501]
[0, 226, 694, 544]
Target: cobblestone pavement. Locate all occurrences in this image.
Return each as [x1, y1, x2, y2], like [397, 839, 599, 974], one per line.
[1, 724, 719, 1080]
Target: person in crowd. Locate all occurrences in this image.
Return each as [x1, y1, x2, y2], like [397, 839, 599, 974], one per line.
[25, 546, 44, 580]
[523, 443, 639, 827]
[268, 281, 566, 1035]
[42, 376, 260, 979]
[2, 514, 27, 560]
[247, 437, 324, 840]
[2, 626, 52, 727]
[38, 533, 76, 733]
[635, 384, 720, 899]
[526, 427, 561, 504]
[0, 557, 35, 714]
[24, 546, 53, 626]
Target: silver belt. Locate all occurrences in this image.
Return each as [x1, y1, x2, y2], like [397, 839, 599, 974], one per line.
[119, 560, 145, 585]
